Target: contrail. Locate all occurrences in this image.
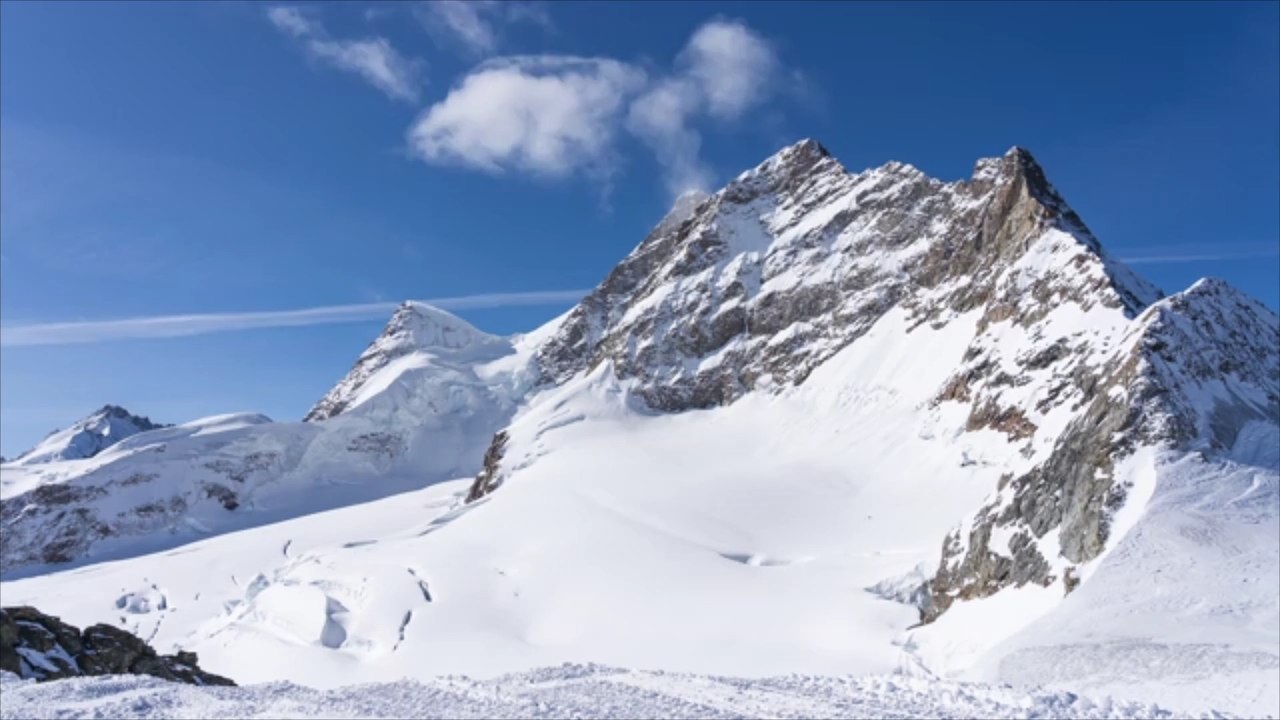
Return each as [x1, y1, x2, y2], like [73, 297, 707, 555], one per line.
[1118, 250, 1280, 265]
[1114, 242, 1279, 265]
[0, 289, 588, 347]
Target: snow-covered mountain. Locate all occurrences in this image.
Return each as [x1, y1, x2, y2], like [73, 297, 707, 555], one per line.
[1, 141, 1275, 716]
[0, 304, 552, 570]
[7, 405, 168, 466]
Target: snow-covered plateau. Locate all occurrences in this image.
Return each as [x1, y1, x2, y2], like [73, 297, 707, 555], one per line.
[2, 141, 1276, 719]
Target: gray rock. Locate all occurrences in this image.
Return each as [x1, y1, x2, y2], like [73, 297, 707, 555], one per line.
[0, 606, 234, 686]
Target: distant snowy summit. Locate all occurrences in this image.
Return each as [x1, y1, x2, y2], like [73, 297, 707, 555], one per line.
[303, 300, 517, 422]
[7, 405, 168, 466]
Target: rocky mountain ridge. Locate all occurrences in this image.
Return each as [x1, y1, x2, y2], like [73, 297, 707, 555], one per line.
[532, 141, 1159, 414]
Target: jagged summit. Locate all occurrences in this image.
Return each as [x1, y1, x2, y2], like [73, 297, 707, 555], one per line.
[727, 137, 846, 199]
[773, 137, 833, 162]
[536, 140, 1162, 412]
[9, 405, 167, 466]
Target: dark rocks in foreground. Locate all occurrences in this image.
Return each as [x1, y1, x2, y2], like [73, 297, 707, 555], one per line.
[0, 606, 234, 686]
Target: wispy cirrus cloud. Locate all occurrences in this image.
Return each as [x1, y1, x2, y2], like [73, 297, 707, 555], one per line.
[0, 290, 587, 347]
[267, 6, 424, 102]
[414, 1, 554, 58]
[628, 19, 781, 197]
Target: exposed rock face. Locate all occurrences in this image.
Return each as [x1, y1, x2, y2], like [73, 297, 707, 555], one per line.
[1, 437, 290, 570]
[0, 606, 234, 686]
[466, 430, 509, 502]
[925, 278, 1280, 621]
[11, 405, 169, 465]
[535, 141, 1157, 415]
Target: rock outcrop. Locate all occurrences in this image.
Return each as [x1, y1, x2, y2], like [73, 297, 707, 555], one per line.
[925, 278, 1280, 620]
[0, 606, 234, 686]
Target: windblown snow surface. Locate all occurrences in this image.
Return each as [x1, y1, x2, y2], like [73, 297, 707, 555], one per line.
[0, 665, 1200, 720]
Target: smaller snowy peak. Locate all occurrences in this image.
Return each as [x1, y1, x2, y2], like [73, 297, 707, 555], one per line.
[304, 301, 510, 422]
[1132, 276, 1279, 446]
[1139, 276, 1279, 359]
[9, 405, 168, 465]
[382, 301, 493, 352]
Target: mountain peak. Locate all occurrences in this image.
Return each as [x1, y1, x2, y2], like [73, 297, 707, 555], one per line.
[10, 405, 167, 465]
[745, 138, 839, 180]
[304, 301, 507, 422]
[761, 137, 834, 171]
[971, 145, 1050, 188]
[384, 301, 490, 352]
[538, 140, 1169, 412]
[779, 137, 831, 159]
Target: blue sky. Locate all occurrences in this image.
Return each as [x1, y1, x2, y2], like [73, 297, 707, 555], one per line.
[1, 1, 1277, 457]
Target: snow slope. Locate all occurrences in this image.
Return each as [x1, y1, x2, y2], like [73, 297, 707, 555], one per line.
[4, 302, 1274, 715]
[912, 447, 1280, 717]
[0, 304, 556, 574]
[0, 665, 1196, 720]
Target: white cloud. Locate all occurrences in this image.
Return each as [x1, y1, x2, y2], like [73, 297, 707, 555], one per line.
[416, 1, 554, 57]
[627, 19, 780, 196]
[408, 56, 646, 177]
[266, 6, 318, 38]
[1110, 241, 1280, 265]
[305, 37, 423, 102]
[625, 79, 713, 195]
[0, 290, 588, 347]
[267, 6, 423, 103]
[407, 18, 790, 197]
[679, 19, 778, 120]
